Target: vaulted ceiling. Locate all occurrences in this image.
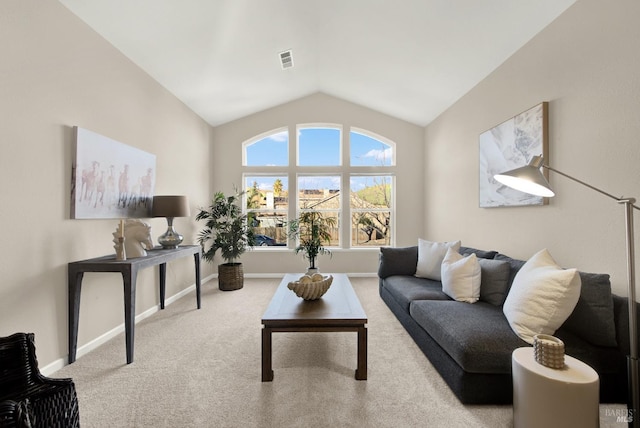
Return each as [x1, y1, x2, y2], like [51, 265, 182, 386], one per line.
[59, 0, 575, 127]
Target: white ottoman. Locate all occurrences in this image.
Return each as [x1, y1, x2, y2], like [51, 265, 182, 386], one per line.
[512, 347, 599, 428]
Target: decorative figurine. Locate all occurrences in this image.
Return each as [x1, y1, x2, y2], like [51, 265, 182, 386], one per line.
[113, 219, 153, 259]
[124, 219, 153, 258]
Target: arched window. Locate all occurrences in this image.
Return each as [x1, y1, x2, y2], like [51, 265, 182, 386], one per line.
[242, 128, 288, 166]
[242, 126, 395, 249]
[350, 128, 394, 166]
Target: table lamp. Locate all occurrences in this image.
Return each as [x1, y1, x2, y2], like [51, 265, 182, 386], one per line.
[152, 195, 190, 249]
[495, 155, 639, 427]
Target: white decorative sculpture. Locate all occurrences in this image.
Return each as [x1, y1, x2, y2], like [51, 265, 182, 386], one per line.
[113, 219, 153, 258]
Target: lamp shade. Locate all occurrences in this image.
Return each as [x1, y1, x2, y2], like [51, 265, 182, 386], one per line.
[494, 155, 555, 198]
[152, 195, 190, 218]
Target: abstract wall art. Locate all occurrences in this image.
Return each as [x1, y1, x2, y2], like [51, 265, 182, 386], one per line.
[479, 102, 549, 208]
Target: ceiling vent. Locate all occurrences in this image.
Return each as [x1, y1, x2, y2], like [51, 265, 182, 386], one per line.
[279, 50, 293, 70]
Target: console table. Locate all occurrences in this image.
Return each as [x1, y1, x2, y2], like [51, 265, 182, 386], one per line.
[68, 245, 201, 364]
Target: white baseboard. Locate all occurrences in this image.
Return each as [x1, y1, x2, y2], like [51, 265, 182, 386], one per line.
[43, 272, 374, 375]
[43, 273, 215, 376]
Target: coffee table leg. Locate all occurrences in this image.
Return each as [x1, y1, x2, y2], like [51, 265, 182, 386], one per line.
[356, 325, 367, 380]
[262, 327, 274, 382]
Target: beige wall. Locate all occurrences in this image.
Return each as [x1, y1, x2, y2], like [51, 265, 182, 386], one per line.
[5, 0, 637, 369]
[0, 1, 213, 367]
[211, 93, 424, 275]
[425, 0, 640, 296]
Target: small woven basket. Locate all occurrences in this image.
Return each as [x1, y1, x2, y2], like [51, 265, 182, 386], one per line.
[533, 334, 565, 369]
[287, 275, 333, 300]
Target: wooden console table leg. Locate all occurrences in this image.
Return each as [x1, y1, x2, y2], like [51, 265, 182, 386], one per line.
[262, 327, 273, 382]
[194, 252, 201, 309]
[356, 325, 367, 380]
[68, 271, 83, 364]
[122, 266, 137, 364]
[159, 262, 166, 309]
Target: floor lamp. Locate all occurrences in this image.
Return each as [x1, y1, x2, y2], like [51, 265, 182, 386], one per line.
[495, 155, 639, 427]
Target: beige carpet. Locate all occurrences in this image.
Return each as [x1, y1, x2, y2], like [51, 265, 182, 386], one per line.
[55, 277, 626, 428]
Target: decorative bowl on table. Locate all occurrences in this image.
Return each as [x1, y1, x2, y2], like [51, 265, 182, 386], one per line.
[287, 274, 333, 300]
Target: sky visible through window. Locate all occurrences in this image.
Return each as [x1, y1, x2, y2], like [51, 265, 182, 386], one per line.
[246, 128, 392, 191]
[298, 127, 341, 166]
[350, 131, 393, 167]
[245, 130, 288, 166]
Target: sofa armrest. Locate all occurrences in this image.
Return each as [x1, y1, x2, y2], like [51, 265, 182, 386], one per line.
[378, 246, 418, 278]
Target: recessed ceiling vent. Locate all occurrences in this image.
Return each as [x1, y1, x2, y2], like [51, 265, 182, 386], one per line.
[279, 50, 293, 70]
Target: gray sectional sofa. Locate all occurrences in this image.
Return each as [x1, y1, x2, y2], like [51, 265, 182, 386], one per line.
[378, 245, 634, 404]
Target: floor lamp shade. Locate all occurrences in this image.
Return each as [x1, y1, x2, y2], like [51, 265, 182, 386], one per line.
[494, 155, 555, 197]
[494, 155, 640, 427]
[152, 196, 190, 249]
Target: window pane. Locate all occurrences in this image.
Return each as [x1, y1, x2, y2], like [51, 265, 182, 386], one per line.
[248, 211, 287, 246]
[298, 175, 340, 210]
[351, 175, 392, 247]
[352, 212, 391, 246]
[298, 127, 341, 166]
[245, 176, 288, 209]
[244, 131, 288, 166]
[294, 210, 340, 247]
[350, 130, 393, 166]
[350, 176, 392, 207]
[245, 176, 288, 246]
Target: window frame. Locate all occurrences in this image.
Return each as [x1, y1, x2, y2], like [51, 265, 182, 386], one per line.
[242, 127, 289, 167]
[350, 127, 396, 167]
[242, 173, 290, 249]
[296, 173, 342, 248]
[349, 173, 394, 248]
[242, 125, 396, 250]
[296, 123, 343, 167]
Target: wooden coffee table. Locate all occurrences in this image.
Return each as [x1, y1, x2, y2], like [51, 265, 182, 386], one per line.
[261, 273, 368, 381]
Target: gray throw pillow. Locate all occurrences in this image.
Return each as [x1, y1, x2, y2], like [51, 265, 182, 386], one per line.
[494, 253, 527, 289]
[478, 259, 511, 306]
[459, 246, 498, 260]
[560, 271, 617, 347]
[378, 246, 418, 278]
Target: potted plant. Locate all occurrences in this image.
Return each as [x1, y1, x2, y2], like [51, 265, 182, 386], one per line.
[196, 189, 255, 290]
[287, 209, 337, 274]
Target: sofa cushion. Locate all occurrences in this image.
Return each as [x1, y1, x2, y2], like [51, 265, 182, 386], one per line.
[493, 253, 527, 288]
[382, 276, 449, 311]
[410, 300, 526, 373]
[503, 249, 581, 344]
[415, 239, 461, 280]
[459, 246, 498, 260]
[378, 246, 418, 278]
[441, 249, 481, 303]
[478, 259, 511, 306]
[560, 271, 617, 347]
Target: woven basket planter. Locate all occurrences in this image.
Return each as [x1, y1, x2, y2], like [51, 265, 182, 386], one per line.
[218, 263, 244, 291]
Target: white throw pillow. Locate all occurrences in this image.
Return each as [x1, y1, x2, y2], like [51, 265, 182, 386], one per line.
[503, 249, 581, 344]
[441, 248, 481, 303]
[415, 239, 461, 280]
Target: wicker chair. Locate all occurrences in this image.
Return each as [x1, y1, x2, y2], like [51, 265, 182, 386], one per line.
[0, 333, 80, 428]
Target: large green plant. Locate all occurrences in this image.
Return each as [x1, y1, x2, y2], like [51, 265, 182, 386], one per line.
[196, 189, 255, 264]
[287, 209, 337, 269]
